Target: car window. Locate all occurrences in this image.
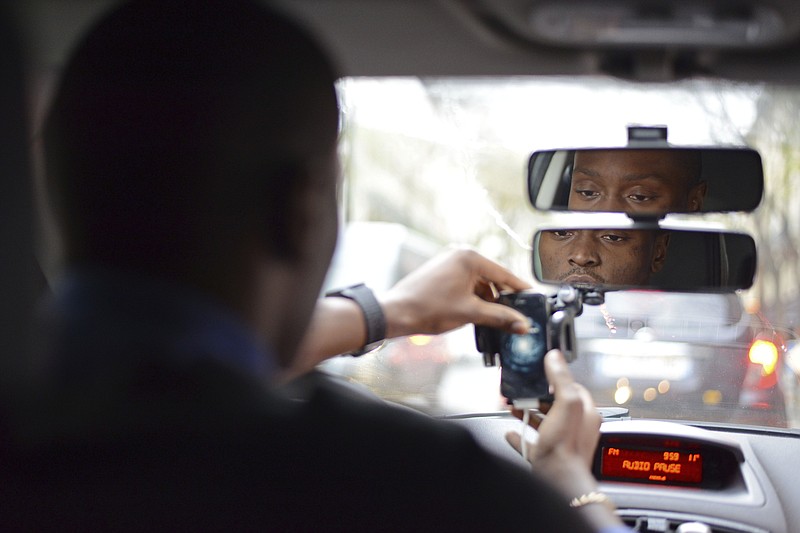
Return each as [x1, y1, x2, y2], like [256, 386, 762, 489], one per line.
[322, 76, 799, 429]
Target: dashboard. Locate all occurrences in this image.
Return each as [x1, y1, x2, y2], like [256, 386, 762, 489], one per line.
[450, 414, 800, 533]
[594, 427, 736, 489]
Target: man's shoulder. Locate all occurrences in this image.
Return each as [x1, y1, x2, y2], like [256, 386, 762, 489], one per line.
[6, 364, 593, 532]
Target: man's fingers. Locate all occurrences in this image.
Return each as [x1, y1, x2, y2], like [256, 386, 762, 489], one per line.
[463, 249, 531, 292]
[470, 299, 530, 334]
[543, 350, 598, 428]
[509, 408, 545, 429]
[540, 349, 601, 463]
[449, 249, 531, 333]
[505, 430, 522, 454]
[472, 277, 527, 333]
[543, 349, 573, 391]
[577, 382, 602, 456]
[505, 430, 538, 459]
[474, 280, 497, 303]
[477, 265, 531, 293]
[537, 401, 553, 415]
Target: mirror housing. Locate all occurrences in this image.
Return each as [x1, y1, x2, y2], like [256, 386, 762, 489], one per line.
[533, 225, 756, 292]
[528, 146, 763, 214]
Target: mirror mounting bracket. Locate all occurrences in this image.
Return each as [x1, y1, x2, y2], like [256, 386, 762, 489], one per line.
[627, 124, 668, 145]
[626, 124, 674, 150]
[551, 285, 605, 318]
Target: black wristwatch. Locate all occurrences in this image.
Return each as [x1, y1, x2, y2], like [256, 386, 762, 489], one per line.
[325, 283, 387, 356]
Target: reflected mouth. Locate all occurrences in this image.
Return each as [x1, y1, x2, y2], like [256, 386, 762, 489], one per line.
[564, 274, 602, 285]
[558, 267, 605, 285]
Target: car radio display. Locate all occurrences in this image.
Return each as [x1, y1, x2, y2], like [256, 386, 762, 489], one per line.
[601, 446, 703, 484]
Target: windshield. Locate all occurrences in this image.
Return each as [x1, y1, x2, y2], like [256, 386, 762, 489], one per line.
[321, 76, 800, 430]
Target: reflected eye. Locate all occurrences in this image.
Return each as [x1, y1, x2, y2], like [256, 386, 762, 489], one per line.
[575, 189, 599, 199]
[550, 230, 574, 238]
[627, 193, 657, 203]
[601, 233, 628, 243]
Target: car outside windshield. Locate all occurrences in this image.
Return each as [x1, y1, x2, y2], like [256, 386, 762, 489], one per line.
[321, 76, 800, 430]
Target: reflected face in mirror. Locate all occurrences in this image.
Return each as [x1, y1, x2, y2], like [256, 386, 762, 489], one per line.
[539, 229, 670, 286]
[568, 149, 707, 214]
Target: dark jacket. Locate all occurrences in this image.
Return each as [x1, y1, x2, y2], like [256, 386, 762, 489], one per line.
[1, 275, 593, 532]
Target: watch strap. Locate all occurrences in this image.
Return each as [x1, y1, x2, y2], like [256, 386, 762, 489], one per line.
[325, 283, 386, 355]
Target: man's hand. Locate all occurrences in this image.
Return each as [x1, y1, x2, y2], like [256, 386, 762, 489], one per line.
[505, 350, 623, 530]
[506, 350, 600, 470]
[381, 248, 532, 338]
[288, 248, 530, 378]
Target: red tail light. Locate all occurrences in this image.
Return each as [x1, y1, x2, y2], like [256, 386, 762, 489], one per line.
[748, 339, 779, 376]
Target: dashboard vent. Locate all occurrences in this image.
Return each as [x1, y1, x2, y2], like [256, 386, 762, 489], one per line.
[618, 509, 768, 533]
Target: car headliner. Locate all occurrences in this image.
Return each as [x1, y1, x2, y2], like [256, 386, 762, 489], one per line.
[17, 0, 800, 84]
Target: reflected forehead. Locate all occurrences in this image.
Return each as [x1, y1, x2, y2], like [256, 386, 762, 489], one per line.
[573, 150, 693, 187]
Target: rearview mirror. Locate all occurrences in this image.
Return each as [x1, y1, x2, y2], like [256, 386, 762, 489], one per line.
[528, 147, 763, 214]
[533, 227, 756, 292]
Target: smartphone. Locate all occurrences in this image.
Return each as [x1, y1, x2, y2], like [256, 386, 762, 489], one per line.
[496, 292, 551, 402]
[475, 291, 577, 404]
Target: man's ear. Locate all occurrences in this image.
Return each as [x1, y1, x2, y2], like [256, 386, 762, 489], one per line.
[263, 160, 337, 266]
[287, 173, 330, 263]
[688, 181, 707, 212]
[651, 232, 671, 273]
[257, 163, 310, 262]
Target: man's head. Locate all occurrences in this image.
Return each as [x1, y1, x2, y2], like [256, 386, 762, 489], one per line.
[568, 149, 706, 214]
[42, 0, 341, 362]
[538, 229, 669, 286]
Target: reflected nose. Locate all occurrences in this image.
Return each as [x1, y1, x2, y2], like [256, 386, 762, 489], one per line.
[568, 231, 600, 267]
[592, 196, 626, 213]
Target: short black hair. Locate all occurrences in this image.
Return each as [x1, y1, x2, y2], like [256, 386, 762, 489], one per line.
[666, 149, 703, 188]
[43, 0, 340, 270]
